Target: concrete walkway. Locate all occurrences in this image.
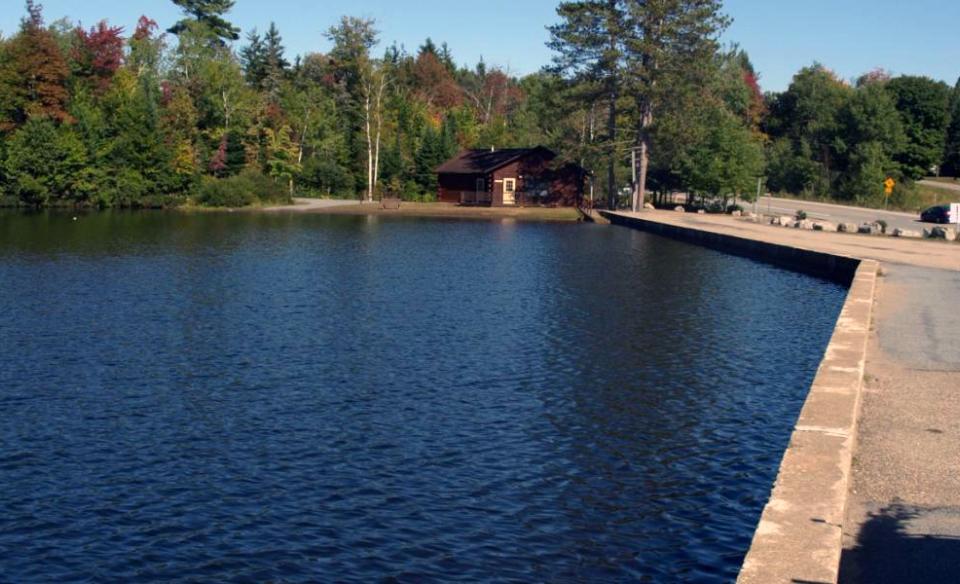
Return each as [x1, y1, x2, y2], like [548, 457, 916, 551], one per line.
[606, 210, 960, 583]
[838, 264, 960, 584]
[612, 210, 960, 271]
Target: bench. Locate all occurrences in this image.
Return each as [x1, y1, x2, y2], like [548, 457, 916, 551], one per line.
[380, 197, 401, 210]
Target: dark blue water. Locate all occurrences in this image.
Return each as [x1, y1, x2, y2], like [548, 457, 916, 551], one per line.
[0, 212, 847, 582]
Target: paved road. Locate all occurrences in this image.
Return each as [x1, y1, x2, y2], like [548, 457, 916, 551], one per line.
[876, 265, 960, 370]
[750, 196, 927, 232]
[919, 179, 960, 193]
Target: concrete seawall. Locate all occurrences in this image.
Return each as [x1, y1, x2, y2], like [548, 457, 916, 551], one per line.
[738, 260, 877, 583]
[601, 211, 878, 583]
[602, 211, 861, 284]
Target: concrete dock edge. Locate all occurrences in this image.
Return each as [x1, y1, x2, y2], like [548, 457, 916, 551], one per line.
[600, 211, 861, 284]
[737, 259, 877, 584]
[600, 211, 879, 583]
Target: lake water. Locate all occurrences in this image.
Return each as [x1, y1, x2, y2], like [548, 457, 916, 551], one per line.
[0, 211, 847, 582]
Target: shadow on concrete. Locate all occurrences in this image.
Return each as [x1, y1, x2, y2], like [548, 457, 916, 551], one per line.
[839, 503, 960, 583]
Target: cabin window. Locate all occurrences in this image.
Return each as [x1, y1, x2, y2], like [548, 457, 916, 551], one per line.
[503, 178, 516, 194]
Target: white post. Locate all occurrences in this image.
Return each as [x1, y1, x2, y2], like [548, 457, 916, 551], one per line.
[755, 177, 762, 216]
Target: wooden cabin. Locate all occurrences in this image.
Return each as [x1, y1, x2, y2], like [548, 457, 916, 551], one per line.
[435, 147, 586, 207]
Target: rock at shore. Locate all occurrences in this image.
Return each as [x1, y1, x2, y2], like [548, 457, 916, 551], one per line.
[892, 228, 921, 238]
[838, 222, 859, 233]
[674, 206, 686, 213]
[813, 221, 837, 232]
[923, 226, 957, 241]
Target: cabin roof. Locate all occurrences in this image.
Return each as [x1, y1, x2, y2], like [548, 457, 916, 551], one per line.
[435, 147, 555, 175]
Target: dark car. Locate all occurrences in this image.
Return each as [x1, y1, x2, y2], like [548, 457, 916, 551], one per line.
[920, 204, 952, 223]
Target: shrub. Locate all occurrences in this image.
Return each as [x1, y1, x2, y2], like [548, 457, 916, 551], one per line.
[300, 158, 354, 197]
[727, 203, 745, 214]
[195, 170, 290, 208]
[706, 201, 725, 213]
[197, 176, 256, 207]
[795, 209, 808, 221]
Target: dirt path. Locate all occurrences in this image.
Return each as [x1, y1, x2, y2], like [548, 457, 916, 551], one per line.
[261, 198, 362, 212]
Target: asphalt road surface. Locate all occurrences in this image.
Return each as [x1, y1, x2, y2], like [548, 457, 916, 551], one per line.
[748, 196, 943, 232]
[919, 179, 960, 193]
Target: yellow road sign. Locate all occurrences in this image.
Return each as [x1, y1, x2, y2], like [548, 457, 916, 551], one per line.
[884, 177, 896, 194]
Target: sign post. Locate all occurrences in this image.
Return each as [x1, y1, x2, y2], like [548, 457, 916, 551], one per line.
[884, 177, 896, 211]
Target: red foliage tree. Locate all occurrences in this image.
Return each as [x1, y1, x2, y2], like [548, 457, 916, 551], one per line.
[413, 52, 462, 111]
[0, 1, 72, 128]
[73, 20, 125, 94]
[209, 135, 228, 176]
[743, 70, 766, 131]
[133, 16, 159, 42]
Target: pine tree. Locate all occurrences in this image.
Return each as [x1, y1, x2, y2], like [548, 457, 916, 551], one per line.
[262, 23, 289, 98]
[240, 29, 267, 86]
[549, 0, 627, 209]
[623, 0, 729, 210]
[168, 0, 240, 44]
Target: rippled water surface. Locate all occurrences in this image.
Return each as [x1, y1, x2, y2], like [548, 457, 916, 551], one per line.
[0, 211, 847, 582]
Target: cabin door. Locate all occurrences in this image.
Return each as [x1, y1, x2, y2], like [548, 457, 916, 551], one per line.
[502, 178, 517, 205]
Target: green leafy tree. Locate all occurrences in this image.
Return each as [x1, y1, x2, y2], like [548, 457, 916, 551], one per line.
[4, 117, 88, 205]
[99, 70, 178, 206]
[264, 125, 299, 192]
[885, 76, 951, 179]
[833, 81, 904, 199]
[326, 17, 379, 195]
[765, 64, 853, 196]
[683, 104, 764, 205]
[943, 78, 960, 177]
[839, 141, 889, 204]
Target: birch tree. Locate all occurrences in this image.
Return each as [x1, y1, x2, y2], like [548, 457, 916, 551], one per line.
[362, 60, 389, 202]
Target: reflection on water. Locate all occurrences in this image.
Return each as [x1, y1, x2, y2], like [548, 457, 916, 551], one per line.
[0, 211, 847, 582]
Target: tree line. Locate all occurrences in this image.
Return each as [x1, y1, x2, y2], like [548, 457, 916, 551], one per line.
[764, 66, 960, 208]
[548, 0, 960, 212]
[0, 0, 553, 208]
[0, 0, 956, 210]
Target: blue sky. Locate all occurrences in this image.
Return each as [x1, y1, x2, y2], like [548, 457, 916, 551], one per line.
[1, 0, 957, 92]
